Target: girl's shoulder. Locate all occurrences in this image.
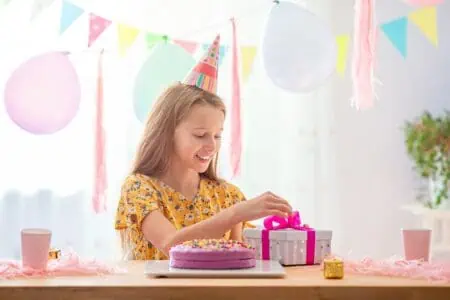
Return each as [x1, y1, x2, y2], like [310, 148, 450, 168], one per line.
[201, 177, 245, 198]
[121, 173, 164, 193]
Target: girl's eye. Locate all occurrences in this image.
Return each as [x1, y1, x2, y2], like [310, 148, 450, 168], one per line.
[193, 133, 222, 139]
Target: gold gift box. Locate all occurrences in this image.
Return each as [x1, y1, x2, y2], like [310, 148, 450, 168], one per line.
[323, 257, 344, 279]
[48, 248, 61, 260]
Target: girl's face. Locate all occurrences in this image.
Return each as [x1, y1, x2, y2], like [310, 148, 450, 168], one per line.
[173, 103, 224, 174]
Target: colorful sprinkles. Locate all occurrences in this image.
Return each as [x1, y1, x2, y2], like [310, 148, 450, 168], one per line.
[180, 239, 254, 250]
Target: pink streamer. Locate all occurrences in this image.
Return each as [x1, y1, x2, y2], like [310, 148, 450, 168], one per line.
[0, 250, 126, 280]
[339, 256, 450, 283]
[351, 0, 377, 110]
[230, 18, 242, 178]
[93, 49, 107, 214]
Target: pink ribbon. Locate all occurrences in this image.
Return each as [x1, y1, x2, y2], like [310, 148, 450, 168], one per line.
[261, 211, 316, 265]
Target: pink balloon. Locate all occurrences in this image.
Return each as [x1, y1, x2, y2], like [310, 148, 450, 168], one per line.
[4, 51, 81, 135]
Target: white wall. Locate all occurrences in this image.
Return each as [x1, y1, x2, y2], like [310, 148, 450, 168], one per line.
[324, 0, 450, 258]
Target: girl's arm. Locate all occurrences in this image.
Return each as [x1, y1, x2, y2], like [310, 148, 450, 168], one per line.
[229, 222, 243, 241]
[230, 222, 244, 242]
[142, 191, 291, 256]
[142, 207, 242, 256]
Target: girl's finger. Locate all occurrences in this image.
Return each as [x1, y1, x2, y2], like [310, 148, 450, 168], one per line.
[268, 202, 292, 214]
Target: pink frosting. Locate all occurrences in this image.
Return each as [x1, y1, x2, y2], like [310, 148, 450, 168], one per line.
[170, 246, 255, 261]
[169, 239, 256, 269]
[170, 258, 256, 269]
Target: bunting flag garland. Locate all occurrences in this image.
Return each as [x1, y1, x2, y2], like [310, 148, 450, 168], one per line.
[59, 0, 84, 34]
[117, 24, 140, 56]
[4, 0, 443, 81]
[408, 6, 438, 46]
[335, 34, 350, 77]
[202, 44, 228, 65]
[88, 13, 112, 47]
[380, 17, 408, 58]
[30, 0, 56, 21]
[173, 39, 199, 55]
[145, 32, 166, 50]
[240, 46, 257, 83]
[93, 49, 107, 214]
[230, 18, 242, 178]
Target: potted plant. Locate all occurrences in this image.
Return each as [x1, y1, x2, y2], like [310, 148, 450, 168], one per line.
[404, 111, 450, 209]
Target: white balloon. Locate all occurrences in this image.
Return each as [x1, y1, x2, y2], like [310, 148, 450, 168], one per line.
[262, 2, 336, 93]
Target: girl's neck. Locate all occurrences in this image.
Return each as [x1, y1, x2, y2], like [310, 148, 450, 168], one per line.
[159, 162, 200, 198]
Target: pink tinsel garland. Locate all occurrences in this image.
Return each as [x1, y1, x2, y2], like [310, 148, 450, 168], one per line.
[0, 250, 126, 280]
[344, 257, 450, 283]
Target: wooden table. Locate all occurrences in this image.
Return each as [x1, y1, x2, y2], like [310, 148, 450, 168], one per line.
[0, 261, 449, 300]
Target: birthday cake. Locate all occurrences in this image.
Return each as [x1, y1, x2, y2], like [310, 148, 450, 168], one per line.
[169, 239, 256, 269]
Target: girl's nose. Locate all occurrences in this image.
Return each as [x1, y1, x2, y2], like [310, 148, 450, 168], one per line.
[204, 136, 216, 151]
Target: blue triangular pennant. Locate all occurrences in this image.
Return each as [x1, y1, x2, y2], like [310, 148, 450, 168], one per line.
[381, 16, 408, 58]
[201, 44, 228, 65]
[59, 0, 84, 34]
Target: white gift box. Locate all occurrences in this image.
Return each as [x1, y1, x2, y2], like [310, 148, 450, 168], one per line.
[243, 227, 332, 266]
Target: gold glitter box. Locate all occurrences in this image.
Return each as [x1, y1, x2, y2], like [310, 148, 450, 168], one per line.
[323, 257, 344, 279]
[48, 248, 61, 260]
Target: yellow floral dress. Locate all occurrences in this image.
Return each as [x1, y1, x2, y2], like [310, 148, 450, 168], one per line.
[115, 173, 251, 260]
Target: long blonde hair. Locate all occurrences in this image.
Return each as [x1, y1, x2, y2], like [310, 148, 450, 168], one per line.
[132, 82, 226, 181]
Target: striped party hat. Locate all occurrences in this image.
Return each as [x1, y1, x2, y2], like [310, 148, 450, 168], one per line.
[184, 34, 220, 94]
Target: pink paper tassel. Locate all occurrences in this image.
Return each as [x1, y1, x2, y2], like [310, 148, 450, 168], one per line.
[351, 0, 377, 110]
[93, 49, 107, 213]
[230, 18, 242, 178]
[0, 249, 125, 279]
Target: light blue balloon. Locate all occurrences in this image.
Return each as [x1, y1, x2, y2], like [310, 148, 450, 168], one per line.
[133, 43, 196, 123]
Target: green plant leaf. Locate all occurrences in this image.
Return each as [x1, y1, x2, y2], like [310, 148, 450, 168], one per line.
[404, 111, 450, 208]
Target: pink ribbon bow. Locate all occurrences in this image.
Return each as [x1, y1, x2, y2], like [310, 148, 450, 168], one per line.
[262, 211, 316, 265]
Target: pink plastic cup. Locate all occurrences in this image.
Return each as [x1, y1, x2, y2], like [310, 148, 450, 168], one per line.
[21, 228, 51, 270]
[401, 228, 432, 262]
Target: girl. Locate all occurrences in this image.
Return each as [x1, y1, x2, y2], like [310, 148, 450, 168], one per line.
[115, 35, 292, 260]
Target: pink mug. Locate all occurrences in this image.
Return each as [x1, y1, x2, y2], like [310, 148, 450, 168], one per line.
[401, 228, 432, 261]
[21, 228, 51, 270]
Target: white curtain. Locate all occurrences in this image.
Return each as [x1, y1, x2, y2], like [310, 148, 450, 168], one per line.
[0, 0, 336, 260]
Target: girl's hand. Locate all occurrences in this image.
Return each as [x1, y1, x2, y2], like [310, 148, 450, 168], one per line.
[232, 192, 292, 222]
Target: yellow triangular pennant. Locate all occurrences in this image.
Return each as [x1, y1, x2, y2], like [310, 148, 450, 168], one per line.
[335, 34, 350, 77]
[408, 6, 438, 46]
[117, 23, 140, 56]
[240, 46, 257, 83]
